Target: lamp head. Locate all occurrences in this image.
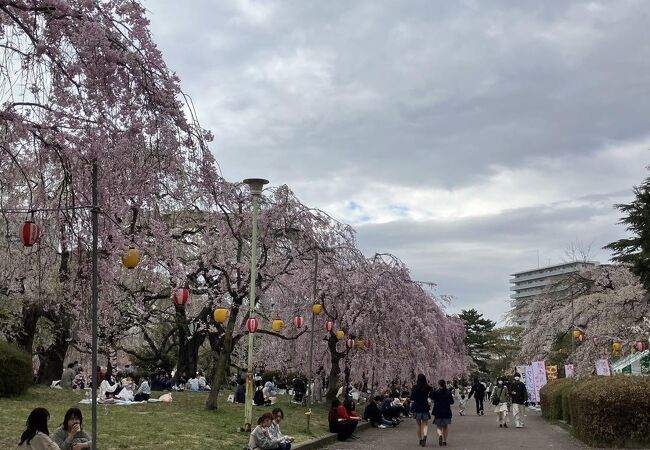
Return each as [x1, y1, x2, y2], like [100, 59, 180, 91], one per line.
[243, 178, 269, 195]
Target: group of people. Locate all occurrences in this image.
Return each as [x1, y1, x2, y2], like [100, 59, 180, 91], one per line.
[467, 374, 528, 428]
[17, 407, 90, 450]
[248, 408, 294, 450]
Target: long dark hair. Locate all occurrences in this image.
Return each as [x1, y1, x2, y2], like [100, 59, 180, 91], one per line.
[414, 373, 431, 392]
[62, 407, 83, 431]
[19, 407, 50, 445]
[438, 379, 447, 390]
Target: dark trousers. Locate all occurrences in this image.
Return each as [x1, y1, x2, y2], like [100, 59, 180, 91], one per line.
[336, 420, 358, 441]
[134, 393, 150, 402]
[475, 395, 484, 414]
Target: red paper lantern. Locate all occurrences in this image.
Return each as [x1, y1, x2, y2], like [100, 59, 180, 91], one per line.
[325, 321, 334, 332]
[578, 334, 585, 342]
[21, 221, 40, 247]
[246, 318, 260, 333]
[346, 338, 354, 349]
[172, 288, 190, 306]
[636, 341, 648, 351]
[294, 316, 304, 328]
[592, 337, 599, 345]
[366, 339, 372, 349]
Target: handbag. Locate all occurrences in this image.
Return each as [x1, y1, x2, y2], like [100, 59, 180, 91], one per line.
[491, 387, 501, 406]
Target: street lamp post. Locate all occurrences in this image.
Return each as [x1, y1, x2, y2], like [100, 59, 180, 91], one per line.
[242, 178, 268, 432]
[306, 251, 319, 432]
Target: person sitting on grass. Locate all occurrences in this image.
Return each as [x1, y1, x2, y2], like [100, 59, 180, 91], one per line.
[328, 399, 359, 442]
[197, 370, 211, 391]
[248, 412, 291, 450]
[52, 408, 91, 450]
[269, 408, 294, 447]
[186, 374, 200, 392]
[134, 375, 151, 402]
[17, 407, 60, 450]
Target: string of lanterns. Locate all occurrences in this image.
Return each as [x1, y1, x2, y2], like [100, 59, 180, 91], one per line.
[573, 329, 648, 355]
[207, 299, 370, 350]
[18, 216, 374, 350]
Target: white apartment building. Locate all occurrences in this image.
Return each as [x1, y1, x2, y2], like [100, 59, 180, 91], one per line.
[509, 261, 599, 327]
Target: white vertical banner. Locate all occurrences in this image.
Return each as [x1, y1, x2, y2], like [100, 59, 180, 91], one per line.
[524, 365, 536, 402]
[532, 360, 547, 402]
[564, 364, 575, 378]
[595, 359, 611, 376]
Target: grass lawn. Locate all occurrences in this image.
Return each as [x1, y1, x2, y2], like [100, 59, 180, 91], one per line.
[0, 387, 333, 449]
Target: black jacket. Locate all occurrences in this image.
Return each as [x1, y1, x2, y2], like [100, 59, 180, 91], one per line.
[363, 402, 382, 424]
[468, 382, 486, 400]
[510, 380, 527, 404]
[430, 388, 454, 419]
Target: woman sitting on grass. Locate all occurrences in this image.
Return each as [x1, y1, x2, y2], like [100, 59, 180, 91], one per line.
[248, 412, 291, 450]
[52, 408, 91, 450]
[17, 407, 60, 450]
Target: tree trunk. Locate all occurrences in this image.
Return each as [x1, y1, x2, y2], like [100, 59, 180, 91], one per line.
[174, 306, 201, 380]
[205, 304, 240, 410]
[16, 303, 41, 354]
[325, 336, 344, 401]
[39, 331, 70, 384]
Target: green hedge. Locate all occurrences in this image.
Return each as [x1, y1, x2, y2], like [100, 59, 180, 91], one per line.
[541, 375, 650, 448]
[540, 378, 573, 421]
[0, 341, 32, 397]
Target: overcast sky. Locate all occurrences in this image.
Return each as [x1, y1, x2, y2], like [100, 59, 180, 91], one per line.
[145, 0, 649, 323]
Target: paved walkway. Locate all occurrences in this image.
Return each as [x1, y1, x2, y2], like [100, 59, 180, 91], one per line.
[323, 409, 601, 450]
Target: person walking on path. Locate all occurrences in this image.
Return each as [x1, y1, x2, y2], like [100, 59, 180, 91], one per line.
[467, 379, 486, 416]
[509, 373, 527, 428]
[430, 379, 454, 447]
[410, 374, 433, 446]
[491, 377, 511, 428]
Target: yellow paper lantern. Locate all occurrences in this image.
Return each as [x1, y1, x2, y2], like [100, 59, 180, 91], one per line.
[312, 303, 323, 315]
[122, 247, 140, 269]
[573, 330, 581, 338]
[335, 330, 345, 340]
[612, 342, 622, 352]
[355, 340, 365, 349]
[213, 307, 228, 324]
[272, 319, 285, 332]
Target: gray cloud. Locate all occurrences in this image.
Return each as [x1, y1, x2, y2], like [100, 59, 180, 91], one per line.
[145, 0, 650, 322]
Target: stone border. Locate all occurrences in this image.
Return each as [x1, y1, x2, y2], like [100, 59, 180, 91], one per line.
[293, 422, 372, 450]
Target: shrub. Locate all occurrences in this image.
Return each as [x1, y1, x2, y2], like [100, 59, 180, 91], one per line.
[568, 375, 650, 447]
[0, 341, 32, 397]
[540, 378, 572, 421]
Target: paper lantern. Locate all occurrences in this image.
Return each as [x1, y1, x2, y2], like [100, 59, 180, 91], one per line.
[246, 318, 259, 333]
[335, 330, 345, 340]
[172, 288, 190, 306]
[325, 321, 334, 332]
[294, 316, 304, 328]
[612, 342, 622, 352]
[592, 337, 599, 345]
[355, 340, 365, 349]
[122, 247, 140, 269]
[365, 339, 372, 349]
[346, 339, 355, 349]
[272, 319, 285, 332]
[312, 303, 323, 314]
[573, 330, 581, 338]
[578, 334, 585, 342]
[213, 307, 228, 323]
[21, 221, 40, 247]
[636, 341, 649, 352]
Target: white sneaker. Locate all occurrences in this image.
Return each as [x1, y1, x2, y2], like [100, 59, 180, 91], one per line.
[378, 424, 387, 429]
